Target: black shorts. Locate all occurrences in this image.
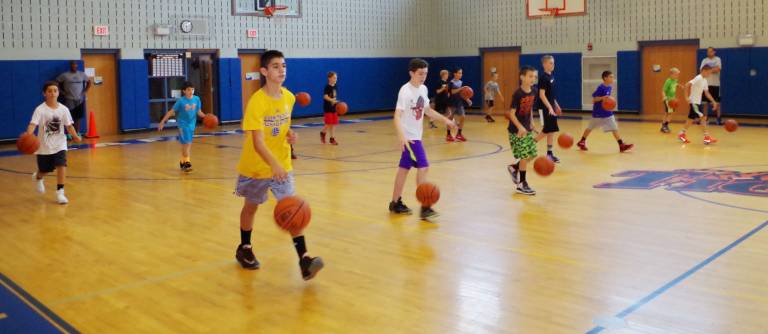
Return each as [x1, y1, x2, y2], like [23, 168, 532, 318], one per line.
[702, 86, 720, 103]
[37, 150, 67, 173]
[435, 100, 447, 113]
[540, 109, 560, 133]
[688, 103, 704, 120]
[486, 100, 494, 108]
[70, 103, 85, 120]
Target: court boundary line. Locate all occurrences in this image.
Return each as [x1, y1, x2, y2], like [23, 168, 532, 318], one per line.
[0, 272, 79, 334]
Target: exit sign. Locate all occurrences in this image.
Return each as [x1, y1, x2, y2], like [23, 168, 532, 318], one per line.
[93, 25, 109, 36]
[246, 29, 257, 38]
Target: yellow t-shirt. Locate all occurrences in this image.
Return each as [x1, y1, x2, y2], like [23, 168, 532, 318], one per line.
[237, 87, 294, 179]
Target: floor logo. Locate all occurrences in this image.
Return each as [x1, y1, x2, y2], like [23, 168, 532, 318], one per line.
[595, 169, 768, 197]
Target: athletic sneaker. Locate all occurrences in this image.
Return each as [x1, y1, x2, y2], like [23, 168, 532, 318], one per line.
[420, 207, 439, 220]
[179, 161, 185, 171]
[235, 244, 260, 270]
[446, 134, 455, 142]
[507, 164, 519, 184]
[619, 143, 634, 152]
[182, 161, 193, 172]
[516, 182, 536, 195]
[715, 118, 723, 126]
[33, 172, 45, 193]
[429, 121, 438, 129]
[485, 115, 496, 123]
[329, 137, 338, 145]
[320, 131, 326, 144]
[455, 133, 467, 142]
[547, 153, 560, 163]
[660, 124, 670, 133]
[300, 256, 324, 281]
[703, 135, 718, 145]
[389, 197, 412, 215]
[577, 140, 588, 151]
[56, 189, 68, 204]
[678, 133, 690, 144]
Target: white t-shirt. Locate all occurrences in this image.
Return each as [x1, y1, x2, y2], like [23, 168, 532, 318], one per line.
[700, 56, 722, 86]
[688, 75, 709, 105]
[395, 82, 429, 141]
[30, 102, 73, 155]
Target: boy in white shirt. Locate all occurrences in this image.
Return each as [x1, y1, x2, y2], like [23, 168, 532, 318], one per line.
[27, 81, 82, 204]
[389, 58, 456, 220]
[679, 65, 719, 145]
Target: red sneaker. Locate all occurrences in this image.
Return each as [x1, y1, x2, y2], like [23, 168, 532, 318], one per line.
[320, 131, 326, 144]
[619, 143, 634, 152]
[577, 140, 588, 151]
[446, 134, 455, 142]
[703, 135, 718, 145]
[678, 133, 690, 144]
[455, 133, 467, 142]
[330, 137, 338, 145]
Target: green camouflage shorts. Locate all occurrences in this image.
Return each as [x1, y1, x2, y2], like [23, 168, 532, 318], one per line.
[508, 132, 538, 160]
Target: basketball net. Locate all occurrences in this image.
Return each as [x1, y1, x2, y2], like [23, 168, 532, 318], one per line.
[264, 5, 288, 26]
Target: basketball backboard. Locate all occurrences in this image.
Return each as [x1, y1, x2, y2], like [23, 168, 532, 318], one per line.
[526, 0, 585, 18]
[231, 0, 301, 17]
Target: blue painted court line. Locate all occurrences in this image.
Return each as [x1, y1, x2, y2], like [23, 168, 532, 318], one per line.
[0, 272, 78, 334]
[586, 220, 768, 333]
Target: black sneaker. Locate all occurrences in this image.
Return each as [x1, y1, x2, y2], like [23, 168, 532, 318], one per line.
[485, 115, 496, 123]
[300, 256, 324, 281]
[547, 153, 560, 163]
[429, 121, 438, 129]
[236, 244, 260, 270]
[516, 182, 536, 195]
[420, 207, 439, 220]
[389, 197, 413, 215]
[507, 163, 519, 184]
[179, 161, 185, 170]
[182, 161, 193, 172]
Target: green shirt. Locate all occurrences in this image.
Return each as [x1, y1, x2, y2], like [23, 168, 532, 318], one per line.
[663, 78, 678, 100]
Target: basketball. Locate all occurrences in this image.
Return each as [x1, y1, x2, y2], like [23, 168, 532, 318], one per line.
[273, 196, 312, 235]
[533, 156, 555, 176]
[724, 119, 738, 132]
[668, 98, 679, 109]
[460, 86, 474, 99]
[335, 102, 348, 115]
[602, 96, 617, 111]
[416, 182, 440, 207]
[203, 114, 218, 129]
[557, 133, 574, 149]
[16, 133, 39, 155]
[296, 92, 311, 107]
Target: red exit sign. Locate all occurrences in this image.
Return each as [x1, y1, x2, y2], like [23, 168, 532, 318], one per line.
[93, 25, 109, 36]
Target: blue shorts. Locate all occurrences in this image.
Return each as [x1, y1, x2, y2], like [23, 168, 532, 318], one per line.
[178, 126, 195, 144]
[234, 173, 295, 204]
[399, 140, 429, 169]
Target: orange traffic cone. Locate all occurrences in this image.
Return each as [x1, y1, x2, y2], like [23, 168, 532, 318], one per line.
[85, 111, 99, 138]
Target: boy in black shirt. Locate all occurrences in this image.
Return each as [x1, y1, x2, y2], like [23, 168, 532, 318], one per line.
[320, 71, 339, 145]
[506, 66, 539, 195]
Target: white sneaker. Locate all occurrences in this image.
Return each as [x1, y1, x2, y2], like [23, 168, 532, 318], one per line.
[33, 172, 45, 193]
[56, 189, 69, 204]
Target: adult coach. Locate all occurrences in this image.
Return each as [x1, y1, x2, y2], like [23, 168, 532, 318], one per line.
[57, 60, 92, 134]
[700, 47, 722, 125]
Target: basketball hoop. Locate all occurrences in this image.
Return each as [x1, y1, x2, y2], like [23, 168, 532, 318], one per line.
[264, 5, 288, 17]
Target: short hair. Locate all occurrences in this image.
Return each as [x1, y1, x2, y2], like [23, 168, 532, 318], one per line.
[42, 81, 59, 93]
[453, 67, 463, 74]
[520, 65, 537, 76]
[669, 67, 680, 74]
[327, 71, 337, 78]
[701, 65, 712, 71]
[707, 46, 716, 51]
[601, 70, 613, 79]
[409, 58, 428, 72]
[181, 81, 195, 91]
[541, 55, 554, 63]
[439, 69, 449, 76]
[260, 50, 285, 68]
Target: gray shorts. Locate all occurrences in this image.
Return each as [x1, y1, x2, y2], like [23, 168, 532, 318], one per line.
[450, 104, 466, 116]
[235, 173, 295, 204]
[587, 115, 619, 132]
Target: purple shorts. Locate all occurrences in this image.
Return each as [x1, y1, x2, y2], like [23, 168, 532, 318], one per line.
[399, 140, 429, 169]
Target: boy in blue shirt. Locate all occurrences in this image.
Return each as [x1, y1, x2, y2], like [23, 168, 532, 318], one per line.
[159, 81, 207, 172]
[577, 71, 634, 153]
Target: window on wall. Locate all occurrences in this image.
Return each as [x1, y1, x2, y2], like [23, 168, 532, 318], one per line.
[146, 52, 187, 127]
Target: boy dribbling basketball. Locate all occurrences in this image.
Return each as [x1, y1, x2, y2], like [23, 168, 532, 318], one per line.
[660, 68, 683, 133]
[320, 71, 339, 145]
[234, 50, 323, 280]
[678, 65, 719, 144]
[158, 81, 206, 172]
[389, 58, 456, 220]
[506, 66, 539, 196]
[534, 55, 562, 163]
[576, 71, 634, 153]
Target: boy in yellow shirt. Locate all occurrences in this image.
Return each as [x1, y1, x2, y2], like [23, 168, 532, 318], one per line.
[234, 50, 323, 280]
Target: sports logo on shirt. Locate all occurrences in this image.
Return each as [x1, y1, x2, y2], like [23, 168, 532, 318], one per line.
[412, 96, 425, 120]
[518, 95, 535, 116]
[271, 127, 280, 137]
[46, 116, 61, 135]
[595, 169, 768, 198]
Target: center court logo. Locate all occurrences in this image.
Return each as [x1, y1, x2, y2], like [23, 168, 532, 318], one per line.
[595, 169, 768, 197]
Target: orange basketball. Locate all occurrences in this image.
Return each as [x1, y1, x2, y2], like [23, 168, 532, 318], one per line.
[416, 182, 440, 207]
[296, 92, 311, 107]
[724, 119, 738, 132]
[602, 96, 617, 111]
[460, 86, 474, 99]
[668, 98, 679, 109]
[557, 133, 574, 149]
[16, 133, 39, 155]
[203, 114, 218, 129]
[274, 196, 311, 235]
[533, 156, 555, 176]
[335, 102, 348, 115]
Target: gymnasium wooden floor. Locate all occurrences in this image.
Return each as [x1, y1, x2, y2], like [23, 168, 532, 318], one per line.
[1, 112, 767, 333]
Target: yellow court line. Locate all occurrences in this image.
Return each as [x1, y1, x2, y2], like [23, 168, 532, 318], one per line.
[0, 312, 7, 319]
[311, 206, 586, 267]
[0, 279, 71, 334]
